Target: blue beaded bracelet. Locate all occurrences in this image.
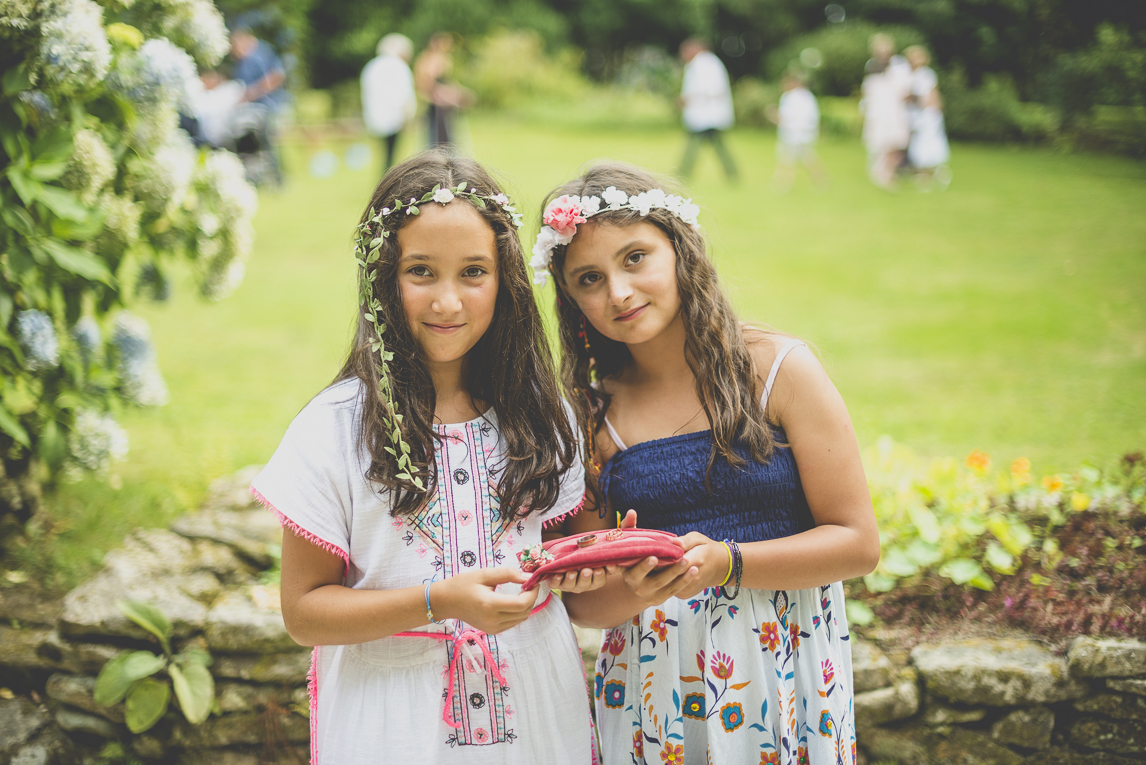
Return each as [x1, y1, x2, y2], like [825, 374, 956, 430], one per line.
[425, 581, 445, 624]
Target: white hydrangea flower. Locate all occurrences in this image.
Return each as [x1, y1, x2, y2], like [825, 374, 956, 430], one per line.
[127, 129, 196, 214]
[0, 0, 37, 32]
[601, 186, 628, 209]
[62, 129, 115, 206]
[97, 191, 142, 252]
[159, 0, 227, 68]
[130, 104, 178, 154]
[201, 256, 245, 301]
[108, 36, 197, 114]
[579, 195, 601, 216]
[113, 311, 169, 406]
[432, 188, 455, 204]
[16, 309, 59, 371]
[69, 409, 129, 472]
[37, 0, 111, 94]
[72, 316, 101, 360]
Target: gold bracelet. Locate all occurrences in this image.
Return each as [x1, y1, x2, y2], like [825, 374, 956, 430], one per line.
[720, 542, 734, 586]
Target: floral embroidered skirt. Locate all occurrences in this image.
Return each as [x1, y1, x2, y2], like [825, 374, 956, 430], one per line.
[594, 583, 856, 765]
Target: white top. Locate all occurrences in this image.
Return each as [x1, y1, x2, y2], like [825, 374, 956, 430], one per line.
[860, 57, 912, 153]
[361, 54, 417, 137]
[911, 65, 938, 101]
[189, 79, 245, 146]
[251, 379, 594, 764]
[778, 88, 819, 146]
[681, 50, 734, 132]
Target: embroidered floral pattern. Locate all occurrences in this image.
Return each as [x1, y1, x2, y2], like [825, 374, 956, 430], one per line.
[683, 692, 706, 720]
[597, 584, 857, 765]
[603, 680, 625, 709]
[720, 702, 745, 732]
[660, 742, 685, 764]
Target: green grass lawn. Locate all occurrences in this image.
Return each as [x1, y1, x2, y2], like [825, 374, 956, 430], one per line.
[19, 115, 1146, 588]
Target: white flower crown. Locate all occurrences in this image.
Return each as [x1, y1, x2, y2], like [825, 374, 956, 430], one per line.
[530, 187, 701, 286]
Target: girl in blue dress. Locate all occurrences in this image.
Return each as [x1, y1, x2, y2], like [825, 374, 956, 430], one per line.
[536, 164, 880, 765]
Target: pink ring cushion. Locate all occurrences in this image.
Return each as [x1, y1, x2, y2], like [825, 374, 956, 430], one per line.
[519, 527, 685, 591]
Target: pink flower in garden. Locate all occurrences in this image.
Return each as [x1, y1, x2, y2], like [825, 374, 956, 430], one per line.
[710, 651, 734, 679]
[543, 195, 587, 237]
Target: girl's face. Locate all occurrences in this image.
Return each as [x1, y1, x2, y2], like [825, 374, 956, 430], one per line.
[561, 220, 682, 346]
[396, 201, 499, 370]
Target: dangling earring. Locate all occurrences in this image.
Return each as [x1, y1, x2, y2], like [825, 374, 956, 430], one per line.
[578, 314, 592, 355]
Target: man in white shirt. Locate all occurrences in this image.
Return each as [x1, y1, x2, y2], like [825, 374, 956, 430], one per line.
[678, 39, 738, 182]
[361, 34, 416, 174]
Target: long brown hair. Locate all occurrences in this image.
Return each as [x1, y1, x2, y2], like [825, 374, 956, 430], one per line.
[543, 163, 775, 504]
[338, 150, 576, 518]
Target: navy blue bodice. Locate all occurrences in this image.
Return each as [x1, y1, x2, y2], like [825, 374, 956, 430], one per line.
[599, 427, 814, 542]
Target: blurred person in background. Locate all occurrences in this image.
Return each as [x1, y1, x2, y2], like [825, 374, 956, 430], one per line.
[905, 45, 951, 190]
[230, 24, 287, 185]
[189, 69, 245, 148]
[768, 69, 828, 192]
[414, 32, 474, 149]
[677, 38, 738, 182]
[361, 33, 416, 174]
[859, 33, 911, 189]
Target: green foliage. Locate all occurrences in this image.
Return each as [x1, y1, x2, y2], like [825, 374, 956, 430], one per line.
[942, 71, 1058, 143]
[1, 5, 258, 517]
[863, 438, 1145, 602]
[94, 600, 216, 734]
[764, 22, 925, 97]
[461, 29, 589, 110]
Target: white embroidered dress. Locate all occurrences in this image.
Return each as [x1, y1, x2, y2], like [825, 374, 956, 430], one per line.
[252, 380, 595, 764]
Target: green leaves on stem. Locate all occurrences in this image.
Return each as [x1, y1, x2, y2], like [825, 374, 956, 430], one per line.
[93, 600, 216, 733]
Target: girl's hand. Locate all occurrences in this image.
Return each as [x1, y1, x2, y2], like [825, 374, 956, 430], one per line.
[435, 567, 540, 635]
[671, 532, 732, 601]
[620, 555, 699, 609]
[547, 564, 615, 593]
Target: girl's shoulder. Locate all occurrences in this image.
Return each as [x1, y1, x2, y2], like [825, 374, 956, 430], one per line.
[741, 325, 824, 411]
[287, 377, 367, 445]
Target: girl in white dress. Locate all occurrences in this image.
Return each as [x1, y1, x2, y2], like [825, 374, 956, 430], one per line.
[529, 164, 881, 764]
[252, 151, 601, 764]
[905, 45, 951, 189]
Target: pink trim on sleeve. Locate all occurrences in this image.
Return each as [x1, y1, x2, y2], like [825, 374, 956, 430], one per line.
[250, 487, 350, 575]
[308, 647, 319, 764]
[542, 495, 587, 530]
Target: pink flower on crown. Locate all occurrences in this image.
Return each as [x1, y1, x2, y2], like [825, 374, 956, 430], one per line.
[543, 195, 587, 237]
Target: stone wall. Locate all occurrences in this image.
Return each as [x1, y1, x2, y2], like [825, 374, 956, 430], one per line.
[844, 632, 1146, 763]
[3, 466, 1143, 765]
[1, 467, 310, 765]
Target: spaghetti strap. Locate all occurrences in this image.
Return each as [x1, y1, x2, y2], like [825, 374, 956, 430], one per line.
[602, 415, 628, 452]
[762, 339, 806, 408]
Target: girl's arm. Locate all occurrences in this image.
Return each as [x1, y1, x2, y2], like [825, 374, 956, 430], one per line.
[619, 341, 880, 604]
[279, 528, 542, 647]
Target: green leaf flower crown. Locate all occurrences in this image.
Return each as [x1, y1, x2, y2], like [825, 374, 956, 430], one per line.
[352, 183, 523, 489]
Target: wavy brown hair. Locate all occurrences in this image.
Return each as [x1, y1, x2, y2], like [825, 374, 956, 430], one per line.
[543, 163, 775, 505]
[338, 150, 576, 518]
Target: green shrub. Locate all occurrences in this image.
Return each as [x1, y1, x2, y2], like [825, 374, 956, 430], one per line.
[94, 601, 215, 733]
[764, 22, 926, 98]
[0, 2, 257, 532]
[859, 438, 1144, 609]
[732, 77, 779, 130]
[461, 28, 589, 110]
[942, 72, 1050, 143]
